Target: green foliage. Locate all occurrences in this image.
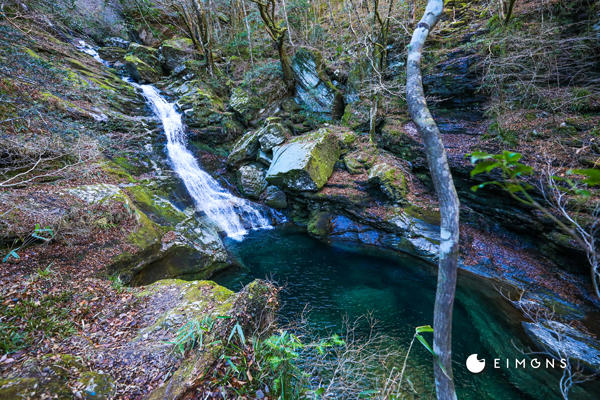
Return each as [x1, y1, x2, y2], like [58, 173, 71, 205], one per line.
[0, 291, 76, 354]
[169, 315, 224, 355]
[487, 120, 519, 146]
[468, 151, 599, 199]
[570, 169, 600, 187]
[259, 331, 305, 398]
[468, 150, 533, 195]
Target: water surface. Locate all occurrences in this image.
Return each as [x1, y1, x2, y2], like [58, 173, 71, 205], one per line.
[215, 226, 596, 399]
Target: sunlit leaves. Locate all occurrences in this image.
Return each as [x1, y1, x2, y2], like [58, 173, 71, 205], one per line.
[569, 168, 600, 186]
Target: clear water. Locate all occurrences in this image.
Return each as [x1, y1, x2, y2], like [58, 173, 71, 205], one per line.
[215, 226, 598, 399]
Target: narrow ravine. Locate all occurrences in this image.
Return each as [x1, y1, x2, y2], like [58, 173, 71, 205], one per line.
[72, 41, 599, 400]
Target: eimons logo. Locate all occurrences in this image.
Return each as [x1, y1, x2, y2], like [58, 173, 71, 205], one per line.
[466, 354, 486, 373]
[465, 354, 567, 373]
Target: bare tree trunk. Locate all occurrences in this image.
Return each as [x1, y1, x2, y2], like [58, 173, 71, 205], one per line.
[281, 0, 294, 46]
[277, 36, 295, 92]
[406, 1, 460, 400]
[242, 0, 254, 66]
[503, 0, 517, 24]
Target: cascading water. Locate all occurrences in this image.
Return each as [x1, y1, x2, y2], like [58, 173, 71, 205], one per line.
[131, 82, 272, 239]
[76, 41, 273, 239]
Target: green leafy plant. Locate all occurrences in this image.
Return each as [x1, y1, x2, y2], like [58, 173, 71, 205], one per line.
[398, 325, 449, 392]
[169, 315, 223, 355]
[2, 224, 54, 263]
[259, 331, 305, 398]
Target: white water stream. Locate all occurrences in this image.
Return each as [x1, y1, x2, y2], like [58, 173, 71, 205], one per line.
[77, 41, 272, 239]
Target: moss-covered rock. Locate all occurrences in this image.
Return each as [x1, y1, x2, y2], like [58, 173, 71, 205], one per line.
[367, 162, 408, 202]
[292, 47, 339, 116]
[307, 211, 332, 237]
[173, 80, 226, 134]
[258, 118, 289, 151]
[159, 37, 195, 73]
[124, 54, 161, 83]
[229, 87, 253, 122]
[227, 129, 261, 166]
[104, 37, 130, 49]
[78, 372, 115, 400]
[128, 43, 160, 67]
[97, 46, 126, 63]
[264, 185, 287, 209]
[266, 127, 341, 191]
[147, 279, 279, 399]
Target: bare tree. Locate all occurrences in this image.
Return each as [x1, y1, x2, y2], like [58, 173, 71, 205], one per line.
[539, 163, 600, 299]
[162, 0, 216, 76]
[249, 0, 296, 92]
[406, 1, 460, 399]
[345, 0, 396, 141]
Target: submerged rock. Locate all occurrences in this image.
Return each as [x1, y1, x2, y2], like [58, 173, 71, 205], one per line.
[238, 163, 267, 199]
[266, 127, 340, 191]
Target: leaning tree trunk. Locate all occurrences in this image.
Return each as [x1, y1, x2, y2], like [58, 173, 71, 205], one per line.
[406, 1, 460, 400]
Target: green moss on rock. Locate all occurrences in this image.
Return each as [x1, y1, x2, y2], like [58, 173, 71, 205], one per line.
[266, 127, 341, 191]
[367, 162, 408, 202]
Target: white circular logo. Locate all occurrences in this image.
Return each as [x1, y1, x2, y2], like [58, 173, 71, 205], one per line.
[466, 354, 486, 373]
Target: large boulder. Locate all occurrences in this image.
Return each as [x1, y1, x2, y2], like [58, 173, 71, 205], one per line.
[70, 183, 231, 285]
[127, 43, 160, 67]
[367, 162, 408, 203]
[148, 280, 278, 399]
[229, 87, 254, 124]
[104, 36, 130, 49]
[263, 185, 287, 209]
[238, 164, 267, 199]
[98, 46, 126, 63]
[170, 80, 243, 144]
[266, 127, 340, 191]
[159, 37, 195, 73]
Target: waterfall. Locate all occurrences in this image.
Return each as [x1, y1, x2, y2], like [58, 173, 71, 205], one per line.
[76, 41, 273, 240]
[132, 82, 272, 239]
